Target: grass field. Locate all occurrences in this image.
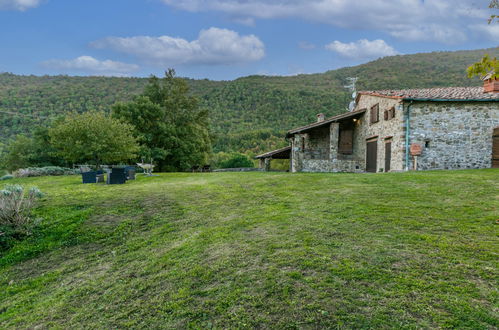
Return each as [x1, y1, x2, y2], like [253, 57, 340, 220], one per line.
[0, 170, 498, 328]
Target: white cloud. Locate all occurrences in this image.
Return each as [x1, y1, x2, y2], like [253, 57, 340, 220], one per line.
[0, 0, 41, 11]
[390, 24, 468, 44]
[161, 0, 490, 44]
[90, 27, 265, 66]
[326, 39, 399, 60]
[42, 56, 139, 76]
[469, 24, 499, 41]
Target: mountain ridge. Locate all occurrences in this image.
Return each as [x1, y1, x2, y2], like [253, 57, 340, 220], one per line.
[0, 47, 497, 153]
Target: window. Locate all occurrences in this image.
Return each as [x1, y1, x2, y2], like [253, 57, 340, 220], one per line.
[370, 104, 379, 124]
[301, 136, 306, 151]
[338, 129, 353, 154]
[384, 107, 396, 121]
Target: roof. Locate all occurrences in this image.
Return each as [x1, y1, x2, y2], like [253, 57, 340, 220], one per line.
[286, 108, 366, 137]
[255, 146, 291, 159]
[358, 87, 499, 101]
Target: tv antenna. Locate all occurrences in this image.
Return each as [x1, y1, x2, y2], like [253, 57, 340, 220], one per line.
[344, 77, 358, 112]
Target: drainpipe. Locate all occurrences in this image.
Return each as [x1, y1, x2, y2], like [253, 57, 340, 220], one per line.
[405, 101, 414, 171]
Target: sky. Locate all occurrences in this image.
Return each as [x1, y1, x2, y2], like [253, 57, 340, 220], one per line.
[0, 0, 497, 80]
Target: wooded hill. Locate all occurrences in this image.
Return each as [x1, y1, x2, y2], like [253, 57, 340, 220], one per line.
[1, 47, 497, 154]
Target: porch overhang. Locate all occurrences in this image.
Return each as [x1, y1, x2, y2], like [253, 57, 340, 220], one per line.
[286, 108, 366, 138]
[255, 146, 291, 160]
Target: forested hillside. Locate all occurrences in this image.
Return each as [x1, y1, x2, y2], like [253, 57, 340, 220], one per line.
[1, 47, 497, 154]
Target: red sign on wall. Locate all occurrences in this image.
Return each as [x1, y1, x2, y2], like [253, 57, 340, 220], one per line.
[410, 143, 422, 156]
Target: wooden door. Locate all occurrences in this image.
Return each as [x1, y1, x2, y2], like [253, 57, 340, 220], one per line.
[493, 128, 499, 168]
[366, 140, 377, 173]
[385, 141, 392, 172]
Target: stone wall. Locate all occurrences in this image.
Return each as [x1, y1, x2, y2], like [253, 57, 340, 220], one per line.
[299, 159, 363, 173]
[408, 101, 499, 170]
[291, 124, 364, 172]
[304, 126, 330, 160]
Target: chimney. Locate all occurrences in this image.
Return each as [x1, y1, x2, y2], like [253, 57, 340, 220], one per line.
[483, 73, 498, 93]
[317, 113, 325, 122]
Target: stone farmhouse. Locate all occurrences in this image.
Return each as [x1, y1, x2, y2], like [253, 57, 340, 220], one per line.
[256, 79, 499, 173]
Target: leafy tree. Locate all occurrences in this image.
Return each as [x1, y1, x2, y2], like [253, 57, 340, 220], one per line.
[113, 69, 211, 172]
[1, 135, 34, 172]
[467, 54, 498, 80]
[49, 111, 139, 168]
[467, 2, 498, 79]
[489, 0, 498, 24]
[0, 126, 68, 172]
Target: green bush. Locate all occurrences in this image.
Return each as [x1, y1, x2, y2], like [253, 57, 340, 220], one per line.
[0, 185, 44, 250]
[218, 153, 254, 169]
[13, 166, 79, 178]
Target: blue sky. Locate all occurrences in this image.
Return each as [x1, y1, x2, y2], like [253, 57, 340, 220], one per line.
[0, 0, 497, 80]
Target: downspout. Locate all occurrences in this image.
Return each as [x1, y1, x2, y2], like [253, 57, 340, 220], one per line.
[405, 101, 414, 171]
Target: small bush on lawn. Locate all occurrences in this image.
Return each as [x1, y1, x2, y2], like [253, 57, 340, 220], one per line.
[0, 185, 44, 250]
[0, 175, 14, 181]
[218, 153, 254, 169]
[13, 166, 78, 178]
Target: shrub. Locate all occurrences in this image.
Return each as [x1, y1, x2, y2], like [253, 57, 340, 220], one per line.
[0, 185, 44, 249]
[218, 153, 254, 169]
[13, 166, 78, 178]
[0, 175, 14, 181]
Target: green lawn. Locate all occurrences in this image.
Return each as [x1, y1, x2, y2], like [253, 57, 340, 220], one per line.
[0, 170, 498, 328]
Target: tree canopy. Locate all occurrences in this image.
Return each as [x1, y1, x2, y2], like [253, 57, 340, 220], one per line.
[466, 3, 498, 80]
[489, 0, 498, 24]
[1, 127, 66, 172]
[467, 54, 498, 80]
[113, 69, 212, 172]
[49, 111, 139, 167]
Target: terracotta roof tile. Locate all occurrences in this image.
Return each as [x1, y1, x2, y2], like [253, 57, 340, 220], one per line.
[359, 87, 499, 100]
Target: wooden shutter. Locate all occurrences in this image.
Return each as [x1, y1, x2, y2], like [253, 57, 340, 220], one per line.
[385, 141, 392, 172]
[366, 140, 378, 172]
[384, 110, 389, 120]
[338, 129, 353, 154]
[391, 107, 396, 119]
[370, 104, 379, 124]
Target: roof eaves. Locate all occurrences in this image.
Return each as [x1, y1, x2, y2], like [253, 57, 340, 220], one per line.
[357, 91, 404, 101]
[286, 109, 366, 137]
[255, 146, 291, 159]
[401, 97, 499, 102]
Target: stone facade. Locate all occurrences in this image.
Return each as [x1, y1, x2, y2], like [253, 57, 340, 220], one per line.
[407, 101, 499, 170]
[353, 95, 405, 172]
[290, 95, 499, 173]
